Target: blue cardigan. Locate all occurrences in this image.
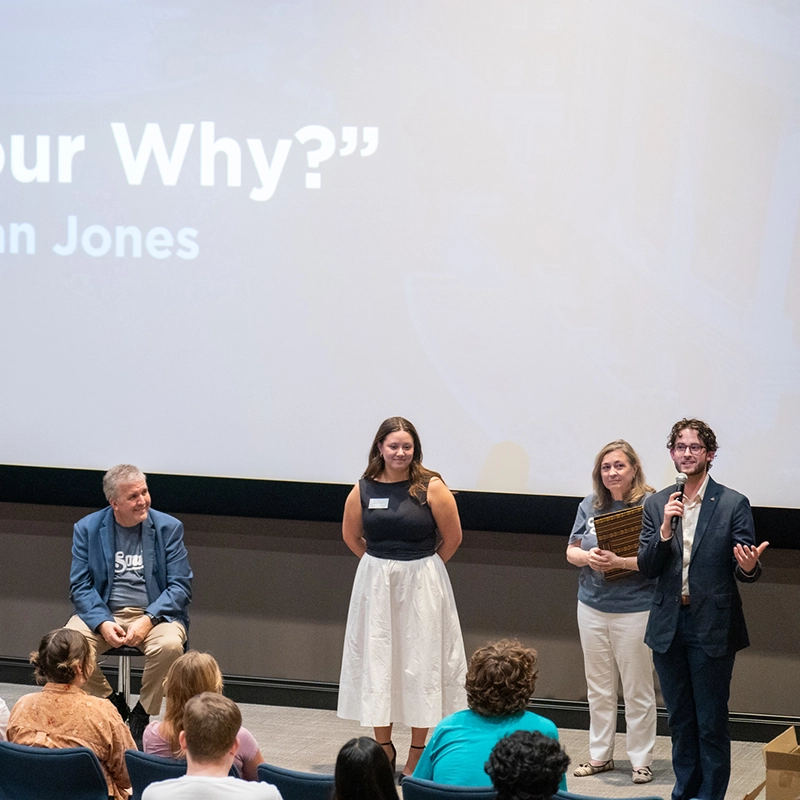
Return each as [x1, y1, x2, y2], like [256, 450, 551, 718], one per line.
[70, 506, 192, 632]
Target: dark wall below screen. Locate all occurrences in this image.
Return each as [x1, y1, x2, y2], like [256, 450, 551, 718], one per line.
[1, 500, 798, 718]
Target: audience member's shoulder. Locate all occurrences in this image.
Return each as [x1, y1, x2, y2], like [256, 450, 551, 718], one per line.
[436, 708, 470, 728]
[522, 709, 559, 738]
[9, 691, 37, 711]
[253, 781, 282, 799]
[141, 719, 165, 751]
[83, 692, 130, 726]
[144, 776, 281, 800]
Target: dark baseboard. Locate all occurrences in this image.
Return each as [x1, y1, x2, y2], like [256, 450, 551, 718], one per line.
[1, 657, 795, 743]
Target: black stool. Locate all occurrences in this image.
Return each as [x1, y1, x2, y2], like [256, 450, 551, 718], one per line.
[103, 645, 144, 710]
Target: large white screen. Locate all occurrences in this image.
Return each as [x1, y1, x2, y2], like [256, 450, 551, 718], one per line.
[1, 1, 799, 507]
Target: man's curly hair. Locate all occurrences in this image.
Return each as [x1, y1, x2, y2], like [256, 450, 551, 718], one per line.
[485, 730, 570, 800]
[667, 418, 718, 460]
[465, 639, 538, 717]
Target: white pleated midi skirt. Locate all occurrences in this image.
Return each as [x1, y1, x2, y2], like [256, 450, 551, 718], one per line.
[337, 552, 468, 728]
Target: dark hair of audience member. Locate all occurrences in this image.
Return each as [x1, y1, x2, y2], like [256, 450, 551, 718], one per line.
[485, 730, 570, 800]
[31, 628, 95, 686]
[334, 736, 398, 800]
[182, 692, 241, 762]
[465, 639, 539, 717]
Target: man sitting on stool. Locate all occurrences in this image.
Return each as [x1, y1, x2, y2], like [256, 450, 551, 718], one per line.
[66, 464, 192, 746]
[142, 693, 282, 799]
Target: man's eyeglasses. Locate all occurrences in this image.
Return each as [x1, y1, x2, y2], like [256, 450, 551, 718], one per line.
[673, 443, 706, 454]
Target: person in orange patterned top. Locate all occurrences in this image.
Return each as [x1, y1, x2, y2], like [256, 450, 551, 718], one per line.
[7, 628, 135, 800]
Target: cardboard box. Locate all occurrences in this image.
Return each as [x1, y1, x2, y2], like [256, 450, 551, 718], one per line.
[761, 727, 800, 800]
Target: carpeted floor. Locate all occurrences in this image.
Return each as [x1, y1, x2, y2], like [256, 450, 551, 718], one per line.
[0, 682, 766, 799]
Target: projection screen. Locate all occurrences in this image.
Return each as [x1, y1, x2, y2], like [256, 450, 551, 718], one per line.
[1, 1, 798, 508]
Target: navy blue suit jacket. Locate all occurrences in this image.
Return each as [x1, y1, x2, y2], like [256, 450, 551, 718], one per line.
[638, 476, 760, 658]
[70, 506, 192, 633]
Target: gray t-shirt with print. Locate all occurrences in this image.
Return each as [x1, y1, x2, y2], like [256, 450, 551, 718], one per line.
[108, 521, 149, 612]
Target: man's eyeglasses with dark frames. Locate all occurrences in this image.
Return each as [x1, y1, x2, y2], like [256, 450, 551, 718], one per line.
[672, 443, 706, 454]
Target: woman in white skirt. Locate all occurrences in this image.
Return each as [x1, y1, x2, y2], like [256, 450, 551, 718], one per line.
[337, 416, 467, 778]
[566, 440, 657, 784]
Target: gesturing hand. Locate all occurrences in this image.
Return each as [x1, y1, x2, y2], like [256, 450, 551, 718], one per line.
[734, 541, 769, 574]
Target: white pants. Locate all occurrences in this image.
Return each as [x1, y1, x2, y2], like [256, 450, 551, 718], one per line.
[577, 600, 656, 767]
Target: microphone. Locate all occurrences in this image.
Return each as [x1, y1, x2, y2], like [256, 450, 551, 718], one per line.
[671, 472, 688, 534]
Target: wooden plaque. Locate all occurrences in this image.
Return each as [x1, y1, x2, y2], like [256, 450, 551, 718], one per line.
[594, 504, 643, 581]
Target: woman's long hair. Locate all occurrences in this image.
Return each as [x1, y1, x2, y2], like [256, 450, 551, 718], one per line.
[160, 651, 224, 756]
[334, 737, 398, 800]
[591, 439, 653, 512]
[362, 416, 442, 503]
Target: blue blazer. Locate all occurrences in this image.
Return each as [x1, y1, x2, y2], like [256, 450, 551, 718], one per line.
[638, 476, 760, 658]
[70, 506, 192, 632]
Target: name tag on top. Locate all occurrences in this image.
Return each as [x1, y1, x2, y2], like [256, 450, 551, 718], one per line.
[369, 497, 389, 509]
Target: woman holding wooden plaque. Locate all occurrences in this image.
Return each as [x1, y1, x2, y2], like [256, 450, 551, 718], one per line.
[566, 440, 657, 784]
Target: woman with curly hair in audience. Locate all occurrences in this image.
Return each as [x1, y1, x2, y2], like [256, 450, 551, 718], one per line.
[486, 730, 570, 800]
[413, 639, 566, 790]
[143, 650, 265, 780]
[334, 736, 398, 800]
[7, 628, 135, 800]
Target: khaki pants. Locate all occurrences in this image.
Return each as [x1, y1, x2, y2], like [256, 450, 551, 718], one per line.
[66, 607, 186, 716]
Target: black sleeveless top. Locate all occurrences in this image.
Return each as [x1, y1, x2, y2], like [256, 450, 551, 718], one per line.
[360, 478, 437, 561]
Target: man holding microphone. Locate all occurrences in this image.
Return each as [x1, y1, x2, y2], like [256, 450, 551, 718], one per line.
[638, 418, 767, 800]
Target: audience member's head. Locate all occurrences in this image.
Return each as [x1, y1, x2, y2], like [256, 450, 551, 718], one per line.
[31, 628, 95, 686]
[162, 651, 225, 753]
[334, 736, 398, 800]
[485, 731, 570, 800]
[465, 639, 539, 717]
[180, 692, 241, 764]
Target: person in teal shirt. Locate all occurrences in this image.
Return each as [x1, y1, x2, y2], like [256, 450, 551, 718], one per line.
[413, 639, 567, 791]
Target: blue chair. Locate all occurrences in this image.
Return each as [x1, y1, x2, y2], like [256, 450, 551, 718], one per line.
[257, 762, 335, 800]
[125, 749, 187, 800]
[555, 792, 664, 800]
[400, 776, 498, 800]
[0, 740, 109, 800]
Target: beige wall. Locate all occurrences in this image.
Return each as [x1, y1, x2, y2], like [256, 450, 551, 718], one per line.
[1, 501, 797, 716]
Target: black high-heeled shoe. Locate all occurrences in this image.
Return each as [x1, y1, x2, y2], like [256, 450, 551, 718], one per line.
[399, 744, 426, 784]
[378, 741, 397, 773]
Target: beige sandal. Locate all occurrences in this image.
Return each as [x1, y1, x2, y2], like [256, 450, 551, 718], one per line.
[632, 766, 653, 784]
[573, 759, 614, 777]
